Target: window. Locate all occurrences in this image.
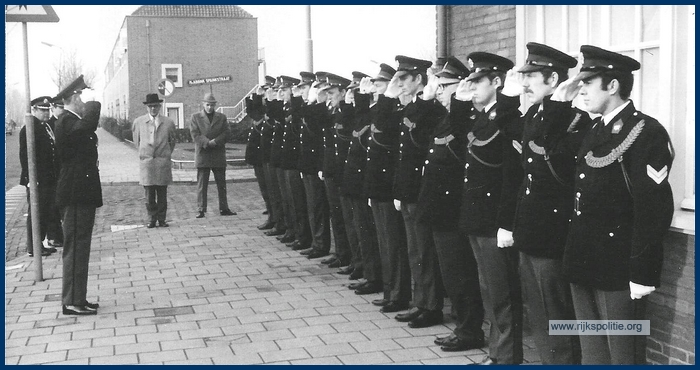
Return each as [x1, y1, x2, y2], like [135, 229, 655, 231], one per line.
[164, 102, 184, 128]
[516, 5, 695, 229]
[161, 63, 183, 87]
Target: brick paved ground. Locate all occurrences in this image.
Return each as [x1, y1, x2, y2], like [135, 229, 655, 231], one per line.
[5, 128, 541, 365]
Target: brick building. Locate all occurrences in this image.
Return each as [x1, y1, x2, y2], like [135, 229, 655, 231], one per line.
[102, 5, 258, 128]
[439, 5, 695, 365]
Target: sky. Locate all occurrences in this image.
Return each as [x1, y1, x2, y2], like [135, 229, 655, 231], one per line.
[5, 5, 436, 111]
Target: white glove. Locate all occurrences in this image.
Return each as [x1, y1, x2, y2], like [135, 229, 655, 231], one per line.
[384, 74, 402, 99]
[359, 77, 373, 94]
[317, 171, 324, 181]
[307, 86, 319, 104]
[500, 68, 525, 97]
[393, 199, 401, 211]
[496, 228, 514, 248]
[629, 281, 656, 300]
[454, 79, 473, 102]
[368, 198, 372, 208]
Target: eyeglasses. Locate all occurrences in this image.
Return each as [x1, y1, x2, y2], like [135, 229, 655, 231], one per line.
[437, 81, 459, 91]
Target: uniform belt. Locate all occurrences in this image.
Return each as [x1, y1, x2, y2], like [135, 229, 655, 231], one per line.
[434, 134, 454, 145]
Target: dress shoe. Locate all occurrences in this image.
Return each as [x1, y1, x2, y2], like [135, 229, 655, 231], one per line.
[469, 357, 496, 365]
[395, 308, 424, 322]
[355, 281, 382, 295]
[83, 301, 100, 310]
[307, 250, 329, 259]
[348, 281, 366, 290]
[220, 209, 237, 216]
[434, 334, 457, 346]
[320, 256, 337, 265]
[337, 266, 354, 275]
[47, 239, 62, 248]
[286, 240, 299, 248]
[158, 221, 169, 227]
[408, 310, 444, 328]
[327, 260, 344, 268]
[44, 247, 57, 253]
[292, 243, 311, 251]
[147, 221, 157, 228]
[196, 211, 205, 218]
[278, 234, 295, 243]
[372, 298, 389, 307]
[265, 228, 285, 237]
[27, 248, 52, 257]
[257, 220, 275, 230]
[62, 305, 97, 316]
[380, 301, 410, 313]
[440, 336, 485, 352]
[348, 268, 363, 280]
[299, 249, 313, 255]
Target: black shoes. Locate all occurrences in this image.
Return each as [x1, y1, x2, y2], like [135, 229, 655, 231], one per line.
[147, 221, 157, 228]
[307, 250, 329, 259]
[372, 298, 389, 306]
[348, 281, 366, 290]
[440, 336, 485, 352]
[327, 260, 344, 268]
[299, 249, 313, 256]
[434, 334, 456, 346]
[62, 305, 97, 316]
[408, 310, 444, 328]
[292, 243, 311, 251]
[337, 266, 354, 275]
[83, 301, 100, 310]
[258, 220, 275, 230]
[158, 221, 169, 227]
[220, 209, 237, 216]
[278, 233, 295, 243]
[265, 228, 285, 237]
[380, 301, 410, 313]
[395, 308, 424, 322]
[196, 211, 205, 218]
[354, 281, 382, 295]
[320, 256, 337, 265]
[348, 268, 363, 280]
[27, 248, 53, 257]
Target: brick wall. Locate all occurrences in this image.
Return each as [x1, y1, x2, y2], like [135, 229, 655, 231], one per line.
[446, 5, 516, 63]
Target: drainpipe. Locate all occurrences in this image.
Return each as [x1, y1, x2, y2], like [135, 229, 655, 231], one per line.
[146, 19, 152, 90]
[303, 5, 313, 72]
[436, 6, 448, 60]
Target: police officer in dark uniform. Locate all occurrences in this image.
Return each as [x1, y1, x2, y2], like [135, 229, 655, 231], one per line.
[295, 73, 332, 256]
[245, 80, 273, 229]
[498, 42, 591, 364]
[46, 95, 66, 248]
[562, 45, 674, 365]
[458, 52, 523, 365]
[260, 78, 287, 236]
[338, 71, 376, 276]
[20, 96, 60, 257]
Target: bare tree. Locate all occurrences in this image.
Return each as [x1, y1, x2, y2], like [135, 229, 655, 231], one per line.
[50, 47, 95, 91]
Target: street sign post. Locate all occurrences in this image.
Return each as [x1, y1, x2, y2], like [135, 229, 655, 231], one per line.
[5, 5, 60, 22]
[157, 78, 175, 98]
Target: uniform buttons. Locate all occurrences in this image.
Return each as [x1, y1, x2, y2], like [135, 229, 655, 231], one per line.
[464, 178, 468, 183]
[527, 158, 533, 163]
[465, 163, 469, 169]
[445, 190, 449, 195]
[400, 143, 403, 147]
[486, 192, 491, 197]
[311, 150, 315, 153]
[369, 137, 372, 141]
[401, 132, 405, 136]
[415, 167, 419, 171]
[434, 137, 438, 140]
[367, 158, 370, 161]
[345, 160, 348, 163]
[576, 211, 581, 216]
[576, 192, 581, 197]
[553, 209, 557, 213]
[429, 149, 434, 154]
[526, 189, 530, 195]
[425, 160, 429, 165]
[382, 169, 386, 172]
[579, 173, 585, 179]
[358, 169, 361, 172]
[609, 233, 614, 237]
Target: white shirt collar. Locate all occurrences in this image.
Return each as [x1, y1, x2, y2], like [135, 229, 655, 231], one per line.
[483, 100, 497, 113]
[64, 107, 81, 120]
[602, 100, 631, 126]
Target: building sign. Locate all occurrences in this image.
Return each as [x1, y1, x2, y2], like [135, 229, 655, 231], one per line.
[5, 5, 59, 22]
[187, 75, 232, 86]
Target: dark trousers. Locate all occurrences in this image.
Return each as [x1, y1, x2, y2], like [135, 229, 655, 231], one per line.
[520, 253, 581, 364]
[263, 163, 284, 229]
[469, 235, 523, 364]
[324, 177, 350, 258]
[371, 200, 411, 303]
[277, 167, 294, 236]
[338, 195, 359, 266]
[347, 197, 374, 269]
[61, 204, 96, 306]
[302, 174, 330, 252]
[196, 167, 229, 213]
[570, 283, 647, 364]
[145, 185, 167, 223]
[435, 231, 484, 341]
[254, 165, 272, 220]
[25, 186, 54, 253]
[285, 169, 311, 245]
[401, 203, 444, 311]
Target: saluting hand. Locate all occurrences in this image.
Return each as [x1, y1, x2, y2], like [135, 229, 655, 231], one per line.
[551, 77, 583, 102]
[359, 77, 373, 94]
[264, 88, 275, 102]
[345, 89, 355, 105]
[501, 68, 524, 97]
[421, 74, 439, 101]
[292, 85, 302, 98]
[454, 79, 473, 101]
[255, 85, 266, 96]
[384, 74, 402, 99]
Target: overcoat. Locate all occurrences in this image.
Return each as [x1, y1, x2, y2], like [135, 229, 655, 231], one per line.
[132, 113, 176, 186]
[189, 110, 229, 168]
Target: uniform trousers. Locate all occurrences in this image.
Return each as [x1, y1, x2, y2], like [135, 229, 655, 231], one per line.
[25, 185, 55, 253]
[301, 174, 330, 252]
[347, 197, 375, 270]
[520, 253, 581, 364]
[263, 163, 285, 230]
[323, 177, 350, 258]
[61, 204, 96, 306]
[284, 169, 311, 246]
[570, 283, 647, 364]
[337, 195, 359, 266]
[145, 185, 167, 223]
[254, 165, 272, 220]
[401, 203, 444, 311]
[47, 199, 63, 245]
[371, 200, 411, 303]
[196, 167, 229, 213]
[276, 167, 294, 236]
[469, 235, 523, 364]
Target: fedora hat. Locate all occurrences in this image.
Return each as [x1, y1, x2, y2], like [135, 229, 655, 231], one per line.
[202, 93, 217, 103]
[143, 93, 163, 105]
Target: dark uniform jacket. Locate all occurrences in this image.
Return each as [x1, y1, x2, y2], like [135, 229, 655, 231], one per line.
[458, 95, 522, 236]
[341, 97, 371, 198]
[323, 102, 354, 178]
[563, 101, 674, 291]
[363, 94, 403, 201]
[244, 94, 265, 166]
[280, 100, 302, 170]
[55, 102, 103, 208]
[20, 117, 59, 188]
[267, 100, 285, 167]
[296, 98, 328, 175]
[416, 96, 473, 230]
[259, 99, 276, 164]
[394, 96, 445, 204]
[502, 94, 594, 259]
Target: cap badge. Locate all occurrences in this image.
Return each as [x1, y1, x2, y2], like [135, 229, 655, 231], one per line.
[611, 120, 623, 134]
[468, 59, 474, 70]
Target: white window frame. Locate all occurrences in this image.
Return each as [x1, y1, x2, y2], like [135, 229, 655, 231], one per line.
[161, 63, 183, 88]
[164, 102, 184, 129]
